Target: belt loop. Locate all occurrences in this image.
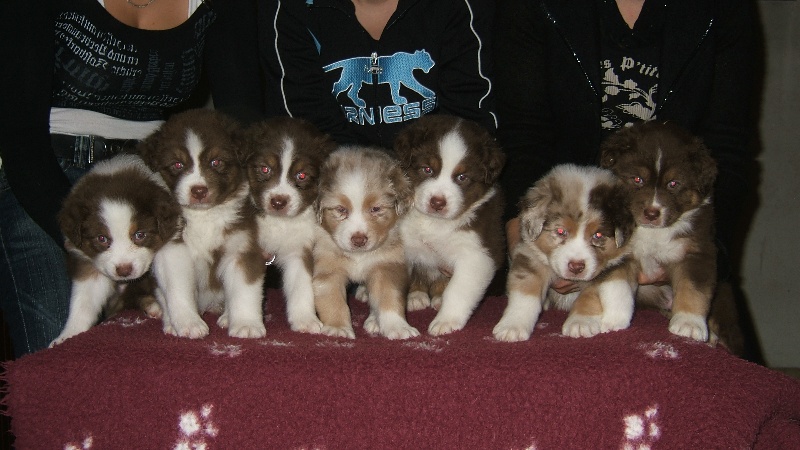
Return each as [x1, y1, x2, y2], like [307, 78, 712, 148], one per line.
[74, 136, 87, 169]
[88, 135, 96, 165]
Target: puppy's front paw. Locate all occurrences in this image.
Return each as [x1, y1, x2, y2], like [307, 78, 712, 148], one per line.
[428, 313, 467, 336]
[228, 321, 267, 339]
[406, 291, 431, 311]
[600, 309, 632, 333]
[354, 285, 369, 303]
[364, 314, 380, 335]
[168, 316, 209, 339]
[321, 325, 356, 339]
[217, 312, 229, 329]
[430, 295, 443, 310]
[49, 334, 71, 348]
[563, 314, 602, 338]
[143, 300, 163, 319]
[669, 312, 708, 341]
[290, 316, 324, 334]
[377, 312, 419, 340]
[493, 320, 533, 342]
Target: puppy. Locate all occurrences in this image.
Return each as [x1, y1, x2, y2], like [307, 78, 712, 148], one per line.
[394, 115, 506, 335]
[243, 117, 335, 333]
[138, 109, 267, 339]
[600, 121, 718, 342]
[51, 154, 181, 345]
[313, 146, 419, 339]
[493, 164, 636, 341]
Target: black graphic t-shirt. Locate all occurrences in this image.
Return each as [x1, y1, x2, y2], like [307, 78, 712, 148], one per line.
[51, 0, 215, 121]
[599, 0, 664, 136]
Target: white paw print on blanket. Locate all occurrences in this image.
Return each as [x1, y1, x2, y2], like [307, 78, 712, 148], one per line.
[174, 404, 219, 450]
[622, 405, 661, 450]
[638, 342, 680, 360]
[64, 435, 93, 450]
[102, 316, 149, 328]
[209, 342, 242, 357]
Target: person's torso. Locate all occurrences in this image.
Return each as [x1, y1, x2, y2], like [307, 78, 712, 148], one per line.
[51, 0, 216, 121]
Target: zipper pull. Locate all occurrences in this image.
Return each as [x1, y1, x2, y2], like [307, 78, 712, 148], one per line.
[367, 52, 382, 75]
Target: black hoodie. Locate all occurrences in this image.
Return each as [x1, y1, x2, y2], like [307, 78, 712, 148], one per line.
[260, 0, 497, 149]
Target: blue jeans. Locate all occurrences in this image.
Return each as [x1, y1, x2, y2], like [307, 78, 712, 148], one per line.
[0, 161, 88, 357]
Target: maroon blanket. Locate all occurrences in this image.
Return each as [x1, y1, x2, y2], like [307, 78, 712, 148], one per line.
[4, 289, 799, 449]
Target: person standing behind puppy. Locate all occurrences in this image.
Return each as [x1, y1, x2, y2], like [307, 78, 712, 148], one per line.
[0, 0, 264, 357]
[494, 0, 760, 358]
[259, 0, 497, 149]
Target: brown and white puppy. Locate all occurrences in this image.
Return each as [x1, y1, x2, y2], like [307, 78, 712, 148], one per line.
[493, 164, 636, 341]
[51, 154, 181, 346]
[138, 109, 267, 339]
[243, 117, 335, 333]
[313, 146, 419, 339]
[600, 121, 718, 342]
[394, 115, 506, 336]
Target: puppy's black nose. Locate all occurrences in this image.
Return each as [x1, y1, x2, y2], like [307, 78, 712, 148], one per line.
[270, 196, 288, 211]
[430, 196, 446, 211]
[191, 185, 208, 200]
[644, 207, 661, 221]
[351, 233, 368, 248]
[568, 260, 585, 275]
[116, 263, 133, 278]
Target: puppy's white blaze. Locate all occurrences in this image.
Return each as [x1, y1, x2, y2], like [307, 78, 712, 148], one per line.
[268, 139, 307, 215]
[416, 130, 468, 218]
[655, 147, 663, 175]
[598, 278, 635, 332]
[335, 169, 373, 250]
[550, 228, 598, 281]
[97, 199, 151, 280]
[493, 292, 542, 341]
[175, 129, 207, 206]
[52, 274, 116, 345]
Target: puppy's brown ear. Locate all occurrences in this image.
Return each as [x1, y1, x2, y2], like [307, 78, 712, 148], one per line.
[393, 122, 425, 170]
[608, 183, 636, 248]
[517, 177, 554, 242]
[154, 193, 182, 243]
[236, 127, 256, 165]
[58, 196, 87, 249]
[599, 127, 634, 169]
[136, 134, 159, 171]
[482, 137, 506, 184]
[389, 162, 414, 216]
[690, 137, 718, 198]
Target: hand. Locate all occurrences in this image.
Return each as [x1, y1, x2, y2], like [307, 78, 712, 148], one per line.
[637, 266, 670, 286]
[551, 278, 581, 295]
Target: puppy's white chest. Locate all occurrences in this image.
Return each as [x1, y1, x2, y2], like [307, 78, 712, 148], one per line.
[631, 226, 687, 276]
[257, 208, 316, 257]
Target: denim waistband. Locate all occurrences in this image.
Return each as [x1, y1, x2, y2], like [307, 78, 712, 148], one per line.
[50, 134, 139, 169]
